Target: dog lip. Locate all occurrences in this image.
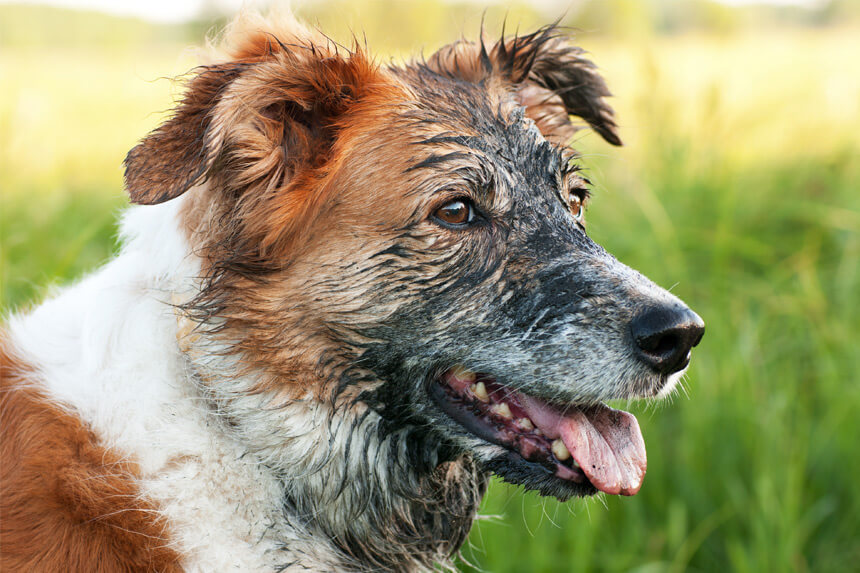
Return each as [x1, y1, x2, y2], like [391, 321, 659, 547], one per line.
[427, 379, 588, 484]
[431, 367, 648, 495]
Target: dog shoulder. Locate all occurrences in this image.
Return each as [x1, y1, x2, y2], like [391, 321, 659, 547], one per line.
[0, 334, 183, 572]
[1, 200, 306, 570]
[0, 202, 193, 571]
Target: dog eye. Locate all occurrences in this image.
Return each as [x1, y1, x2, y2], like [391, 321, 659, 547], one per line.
[433, 199, 475, 227]
[569, 193, 584, 221]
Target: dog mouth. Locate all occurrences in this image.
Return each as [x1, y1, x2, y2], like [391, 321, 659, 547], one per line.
[429, 366, 647, 496]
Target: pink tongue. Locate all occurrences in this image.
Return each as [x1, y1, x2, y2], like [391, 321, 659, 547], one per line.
[519, 396, 647, 495]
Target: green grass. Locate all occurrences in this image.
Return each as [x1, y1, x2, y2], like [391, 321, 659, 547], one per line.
[1, 8, 858, 573]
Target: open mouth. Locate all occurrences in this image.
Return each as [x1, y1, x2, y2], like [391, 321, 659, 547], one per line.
[430, 366, 647, 496]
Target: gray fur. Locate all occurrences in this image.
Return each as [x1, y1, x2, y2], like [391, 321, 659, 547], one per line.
[170, 25, 700, 572]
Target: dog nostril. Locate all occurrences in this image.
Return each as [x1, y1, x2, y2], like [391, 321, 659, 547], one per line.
[631, 305, 705, 375]
[647, 333, 680, 356]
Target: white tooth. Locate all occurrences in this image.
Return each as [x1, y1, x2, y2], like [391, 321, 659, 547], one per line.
[534, 428, 543, 436]
[451, 364, 476, 383]
[491, 403, 513, 419]
[471, 381, 489, 402]
[552, 439, 571, 461]
[516, 417, 534, 431]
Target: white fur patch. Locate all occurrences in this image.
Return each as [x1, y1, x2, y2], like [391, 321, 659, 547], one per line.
[5, 194, 339, 571]
[657, 368, 687, 399]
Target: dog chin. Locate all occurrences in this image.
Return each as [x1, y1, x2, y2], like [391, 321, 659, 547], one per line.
[480, 448, 598, 501]
[656, 368, 687, 399]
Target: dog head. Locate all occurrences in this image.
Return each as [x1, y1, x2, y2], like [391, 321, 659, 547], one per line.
[125, 12, 703, 526]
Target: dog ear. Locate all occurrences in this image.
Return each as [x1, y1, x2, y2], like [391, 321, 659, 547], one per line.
[125, 40, 379, 207]
[426, 26, 622, 146]
[124, 63, 248, 205]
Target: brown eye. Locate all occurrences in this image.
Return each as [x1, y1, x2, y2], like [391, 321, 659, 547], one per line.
[569, 193, 584, 221]
[433, 199, 475, 227]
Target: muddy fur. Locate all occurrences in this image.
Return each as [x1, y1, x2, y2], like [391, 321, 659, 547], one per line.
[117, 14, 701, 571]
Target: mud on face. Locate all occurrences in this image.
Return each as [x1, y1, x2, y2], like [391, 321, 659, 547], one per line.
[349, 60, 704, 500]
[124, 22, 703, 504]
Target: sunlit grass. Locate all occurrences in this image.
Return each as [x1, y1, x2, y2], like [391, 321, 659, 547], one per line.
[1, 15, 858, 573]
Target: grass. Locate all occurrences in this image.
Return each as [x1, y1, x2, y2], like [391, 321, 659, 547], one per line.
[1, 9, 858, 573]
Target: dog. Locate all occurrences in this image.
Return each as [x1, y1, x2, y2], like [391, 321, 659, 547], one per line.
[0, 12, 704, 572]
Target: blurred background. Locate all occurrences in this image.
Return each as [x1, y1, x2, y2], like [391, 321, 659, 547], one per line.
[1, 0, 858, 571]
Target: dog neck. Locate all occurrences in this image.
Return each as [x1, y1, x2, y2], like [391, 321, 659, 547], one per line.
[170, 294, 487, 571]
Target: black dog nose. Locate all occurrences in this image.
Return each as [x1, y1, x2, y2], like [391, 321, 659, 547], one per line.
[631, 305, 705, 374]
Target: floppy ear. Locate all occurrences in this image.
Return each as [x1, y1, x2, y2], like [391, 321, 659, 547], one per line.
[124, 63, 248, 205]
[426, 26, 622, 146]
[125, 36, 380, 207]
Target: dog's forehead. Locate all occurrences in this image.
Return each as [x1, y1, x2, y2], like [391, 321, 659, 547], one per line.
[391, 67, 569, 197]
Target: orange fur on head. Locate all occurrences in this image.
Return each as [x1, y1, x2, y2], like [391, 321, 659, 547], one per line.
[123, 15, 417, 402]
[125, 14, 408, 254]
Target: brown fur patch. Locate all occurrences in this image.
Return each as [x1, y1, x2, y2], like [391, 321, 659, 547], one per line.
[141, 23, 419, 402]
[0, 337, 182, 572]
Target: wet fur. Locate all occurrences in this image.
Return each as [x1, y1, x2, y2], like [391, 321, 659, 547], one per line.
[2, 12, 693, 572]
